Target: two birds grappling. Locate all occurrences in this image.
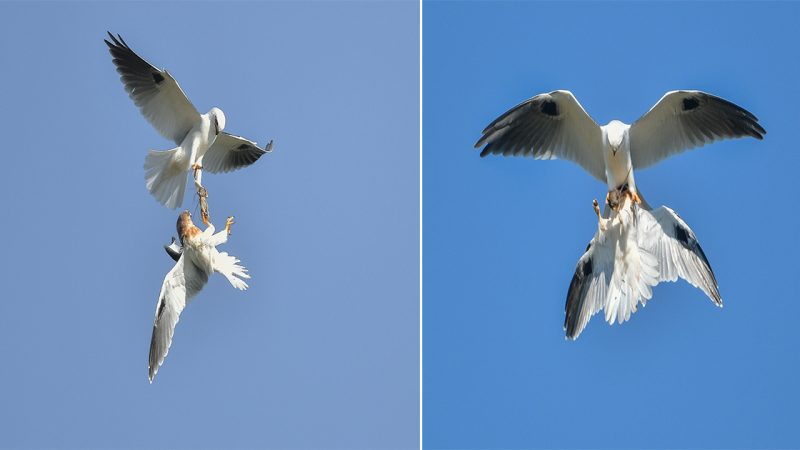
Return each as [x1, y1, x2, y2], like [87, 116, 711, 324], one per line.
[475, 89, 765, 339]
[105, 32, 272, 382]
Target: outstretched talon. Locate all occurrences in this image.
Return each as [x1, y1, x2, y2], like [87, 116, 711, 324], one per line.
[225, 216, 235, 235]
[593, 199, 608, 232]
[631, 190, 642, 204]
[191, 163, 203, 172]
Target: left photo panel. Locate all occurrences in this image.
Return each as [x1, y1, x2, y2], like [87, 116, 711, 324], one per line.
[0, 1, 419, 449]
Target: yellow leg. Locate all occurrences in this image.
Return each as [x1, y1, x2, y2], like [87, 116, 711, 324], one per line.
[593, 199, 608, 232]
[225, 216, 235, 235]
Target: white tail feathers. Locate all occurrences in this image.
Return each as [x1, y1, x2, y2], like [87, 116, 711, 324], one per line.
[144, 148, 188, 209]
[214, 251, 250, 290]
[604, 204, 660, 325]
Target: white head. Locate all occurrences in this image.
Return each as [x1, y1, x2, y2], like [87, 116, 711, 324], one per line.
[209, 107, 226, 135]
[605, 120, 627, 155]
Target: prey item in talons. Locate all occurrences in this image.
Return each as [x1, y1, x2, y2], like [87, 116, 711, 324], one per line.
[198, 189, 210, 226]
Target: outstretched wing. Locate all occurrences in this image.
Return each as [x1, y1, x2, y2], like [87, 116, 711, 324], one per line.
[641, 206, 722, 306]
[629, 91, 765, 169]
[203, 132, 272, 174]
[564, 232, 615, 340]
[105, 32, 201, 144]
[475, 90, 606, 182]
[148, 254, 209, 383]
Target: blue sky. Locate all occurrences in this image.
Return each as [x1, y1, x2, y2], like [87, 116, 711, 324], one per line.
[424, 2, 800, 449]
[0, 2, 418, 449]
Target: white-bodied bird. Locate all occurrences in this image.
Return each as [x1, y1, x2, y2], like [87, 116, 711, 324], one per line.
[105, 32, 273, 209]
[475, 90, 765, 207]
[148, 211, 250, 383]
[476, 90, 762, 338]
[564, 189, 721, 340]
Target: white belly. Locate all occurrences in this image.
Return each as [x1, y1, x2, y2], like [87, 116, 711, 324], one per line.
[180, 116, 217, 165]
[604, 145, 636, 192]
[185, 240, 215, 276]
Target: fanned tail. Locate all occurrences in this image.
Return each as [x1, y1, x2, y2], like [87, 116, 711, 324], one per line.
[144, 148, 188, 209]
[214, 251, 250, 290]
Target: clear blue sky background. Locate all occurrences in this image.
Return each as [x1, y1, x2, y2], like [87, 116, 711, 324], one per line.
[424, 2, 799, 449]
[0, 2, 418, 449]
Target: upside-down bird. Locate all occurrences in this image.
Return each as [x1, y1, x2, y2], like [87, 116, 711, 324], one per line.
[564, 188, 721, 340]
[148, 211, 250, 382]
[105, 32, 273, 210]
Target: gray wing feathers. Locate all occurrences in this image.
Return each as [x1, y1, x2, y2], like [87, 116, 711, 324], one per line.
[565, 205, 720, 340]
[475, 90, 606, 182]
[564, 237, 613, 340]
[148, 255, 209, 383]
[105, 32, 200, 144]
[203, 132, 272, 174]
[644, 207, 722, 306]
[629, 91, 765, 169]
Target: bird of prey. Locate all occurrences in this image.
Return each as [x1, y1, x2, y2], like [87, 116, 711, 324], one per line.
[149, 211, 250, 383]
[475, 90, 765, 206]
[105, 32, 273, 211]
[564, 188, 721, 340]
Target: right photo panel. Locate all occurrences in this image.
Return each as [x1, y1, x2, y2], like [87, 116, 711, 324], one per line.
[423, 2, 798, 448]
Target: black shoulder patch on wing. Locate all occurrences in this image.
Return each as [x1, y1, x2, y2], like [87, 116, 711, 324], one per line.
[152, 72, 165, 84]
[581, 256, 593, 276]
[682, 97, 700, 111]
[674, 223, 716, 279]
[541, 99, 559, 116]
[564, 255, 593, 339]
[674, 223, 692, 248]
[156, 299, 166, 320]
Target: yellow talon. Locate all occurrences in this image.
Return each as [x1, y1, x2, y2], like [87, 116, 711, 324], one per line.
[225, 216, 235, 235]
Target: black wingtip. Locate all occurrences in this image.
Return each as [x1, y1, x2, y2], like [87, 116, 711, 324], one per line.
[473, 135, 486, 149]
[753, 122, 767, 138]
[264, 140, 274, 153]
[105, 31, 128, 50]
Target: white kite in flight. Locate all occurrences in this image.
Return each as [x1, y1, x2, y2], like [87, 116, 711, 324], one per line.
[105, 32, 273, 210]
[564, 188, 721, 340]
[475, 90, 764, 207]
[148, 211, 250, 382]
